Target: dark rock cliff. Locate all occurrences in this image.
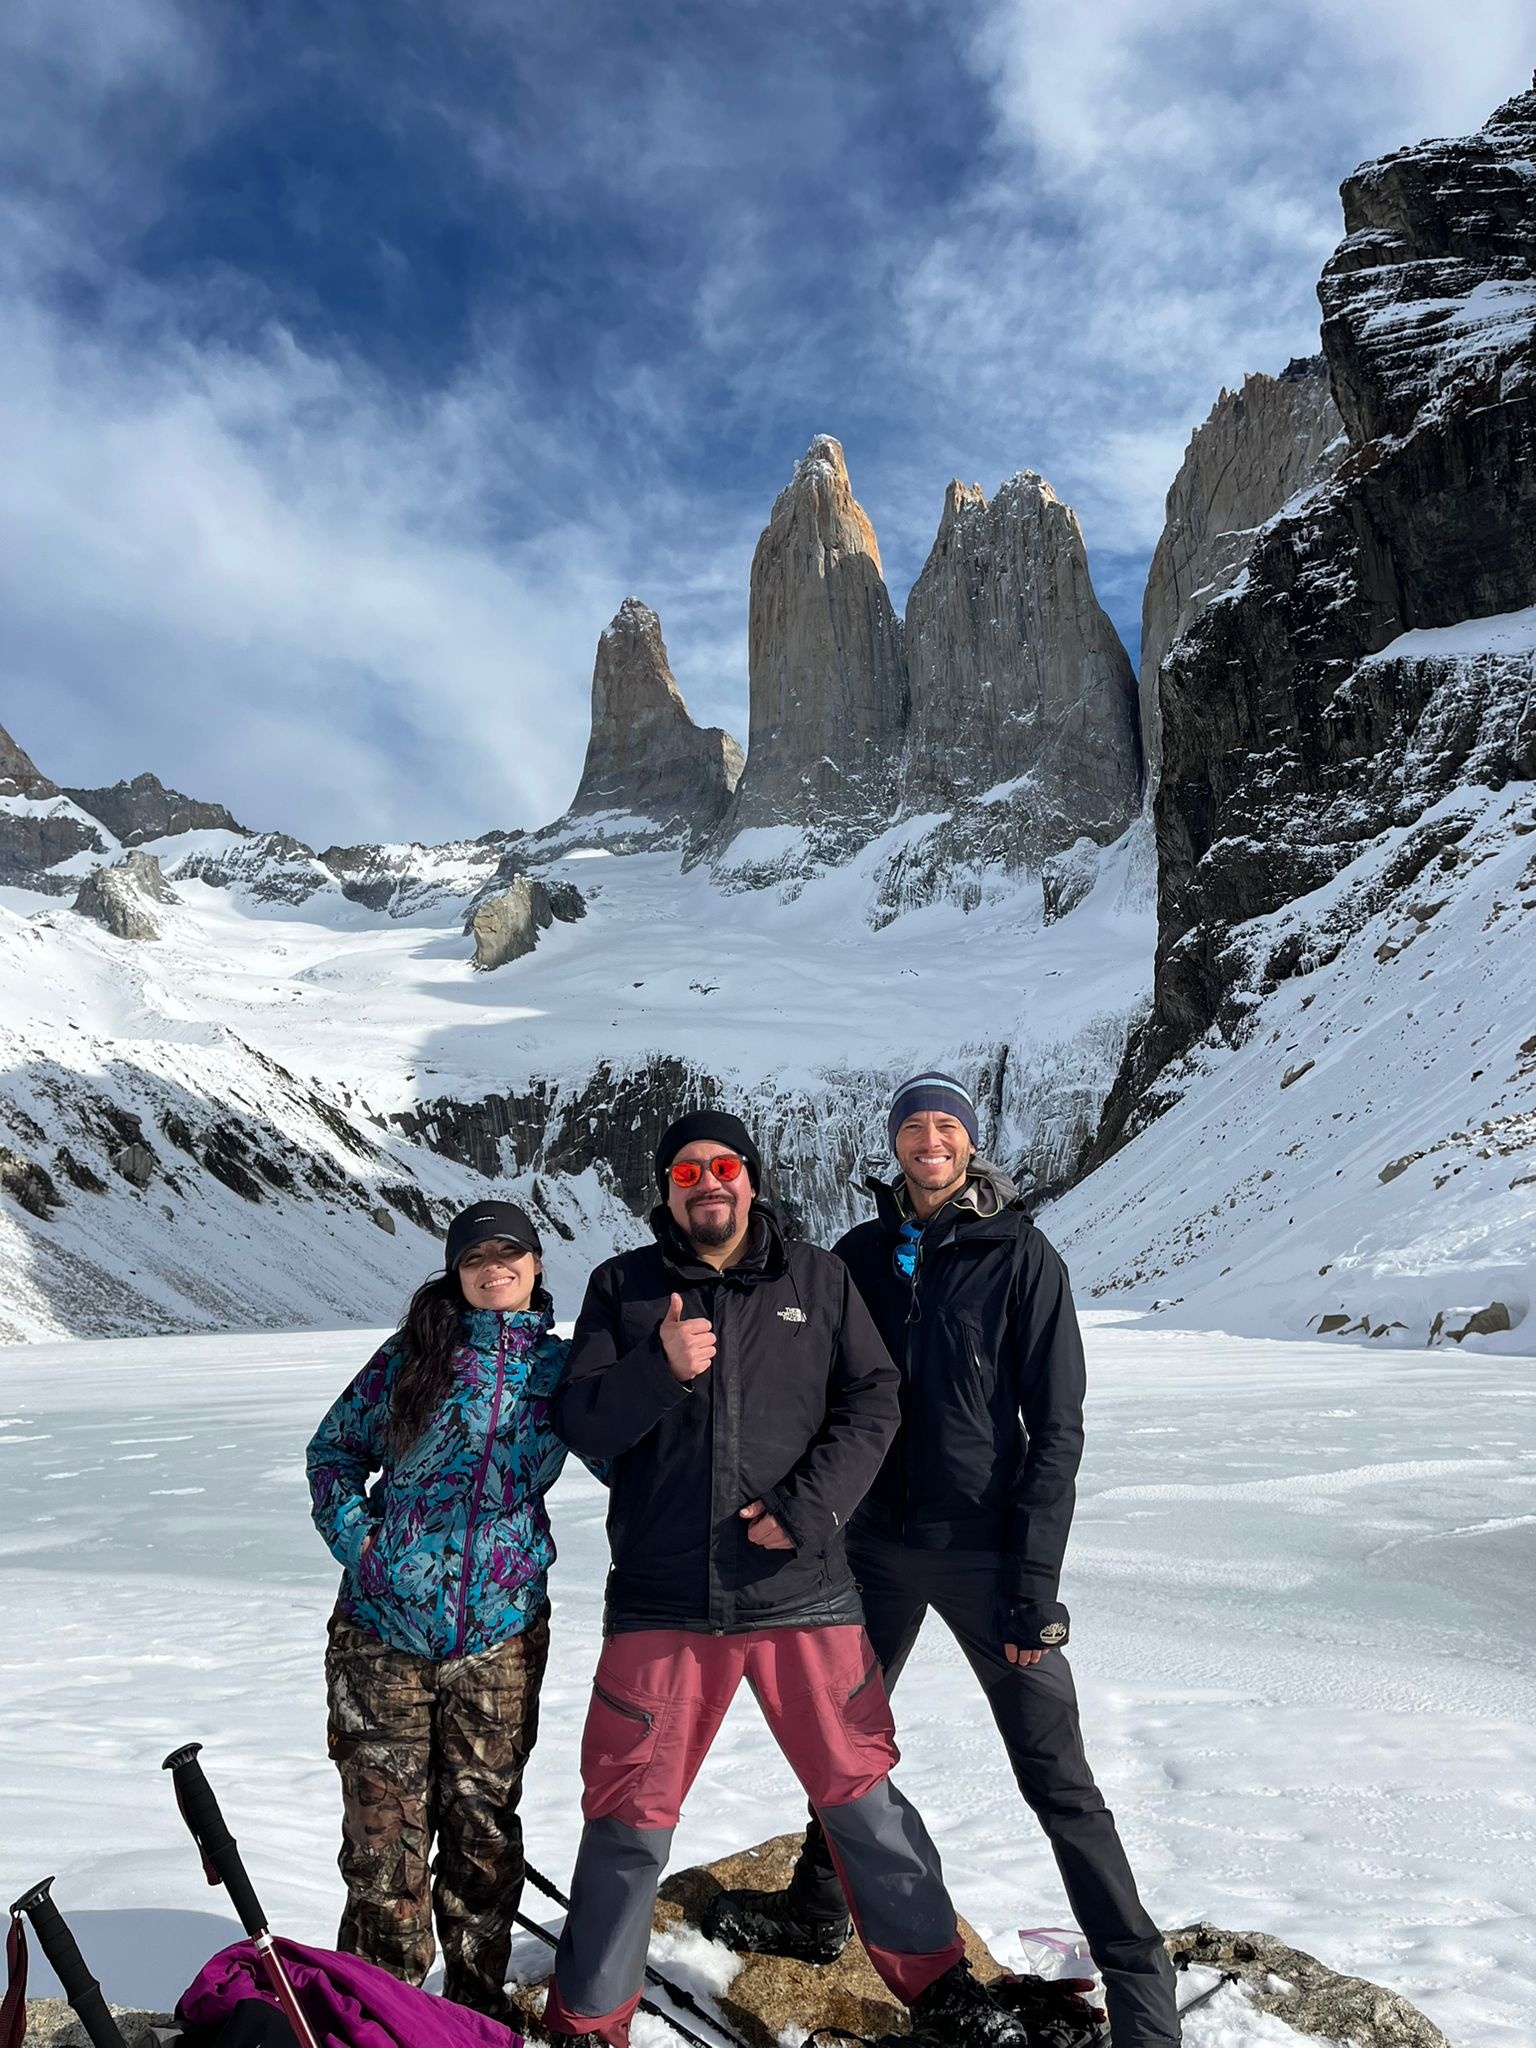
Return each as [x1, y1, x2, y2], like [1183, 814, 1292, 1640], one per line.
[1092, 83, 1536, 1160]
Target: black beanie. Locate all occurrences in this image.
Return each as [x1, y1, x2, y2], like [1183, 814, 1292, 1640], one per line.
[654, 1111, 764, 1192]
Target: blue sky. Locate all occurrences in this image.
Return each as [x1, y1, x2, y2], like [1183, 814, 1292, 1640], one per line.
[2, 0, 1531, 845]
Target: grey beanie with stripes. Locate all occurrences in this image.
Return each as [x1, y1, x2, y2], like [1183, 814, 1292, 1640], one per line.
[887, 1071, 980, 1153]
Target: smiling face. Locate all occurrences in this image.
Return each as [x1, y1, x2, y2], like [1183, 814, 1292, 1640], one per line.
[456, 1238, 541, 1313]
[894, 1111, 973, 1211]
[666, 1139, 754, 1253]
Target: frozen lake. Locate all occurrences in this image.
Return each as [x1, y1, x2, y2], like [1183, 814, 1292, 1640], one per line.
[2, 1314, 1533, 2045]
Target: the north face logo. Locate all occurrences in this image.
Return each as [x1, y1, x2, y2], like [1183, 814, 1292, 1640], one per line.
[778, 1307, 807, 1324]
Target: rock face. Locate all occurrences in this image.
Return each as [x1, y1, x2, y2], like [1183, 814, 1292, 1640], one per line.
[63, 769, 245, 844]
[0, 721, 109, 888]
[565, 598, 743, 847]
[1093, 81, 1536, 1163]
[1138, 359, 1345, 791]
[709, 435, 908, 869]
[706, 437, 1141, 909]
[0, 721, 59, 798]
[903, 470, 1141, 854]
[72, 852, 179, 941]
[470, 874, 585, 971]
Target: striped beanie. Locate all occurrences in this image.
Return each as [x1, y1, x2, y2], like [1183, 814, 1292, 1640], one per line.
[887, 1072, 980, 1153]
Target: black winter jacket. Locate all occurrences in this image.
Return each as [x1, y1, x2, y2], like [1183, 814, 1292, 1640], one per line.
[835, 1164, 1085, 1647]
[553, 1203, 900, 1635]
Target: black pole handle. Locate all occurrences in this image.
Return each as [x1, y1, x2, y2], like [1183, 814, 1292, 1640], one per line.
[9, 1877, 129, 2048]
[161, 1743, 268, 1940]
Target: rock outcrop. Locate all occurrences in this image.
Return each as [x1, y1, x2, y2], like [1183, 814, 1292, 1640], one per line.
[563, 598, 742, 848]
[1138, 359, 1345, 791]
[892, 472, 1140, 903]
[470, 874, 585, 971]
[63, 770, 245, 845]
[0, 721, 59, 799]
[1093, 80, 1536, 1163]
[0, 721, 109, 888]
[1166, 1924, 1452, 2047]
[708, 436, 908, 874]
[72, 851, 179, 941]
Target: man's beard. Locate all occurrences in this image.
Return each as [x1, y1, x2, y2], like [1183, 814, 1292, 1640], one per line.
[687, 1198, 740, 1247]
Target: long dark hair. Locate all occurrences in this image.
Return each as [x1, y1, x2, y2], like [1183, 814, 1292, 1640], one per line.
[388, 1265, 554, 1455]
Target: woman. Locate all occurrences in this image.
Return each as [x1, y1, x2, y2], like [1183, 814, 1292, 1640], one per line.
[307, 1199, 574, 2025]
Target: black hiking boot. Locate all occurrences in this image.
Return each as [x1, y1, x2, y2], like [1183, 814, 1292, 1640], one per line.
[906, 1959, 1032, 2046]
[702, 1883, 852, 1964]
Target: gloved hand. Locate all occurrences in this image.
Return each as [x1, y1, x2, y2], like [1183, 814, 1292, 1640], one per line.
[999, 1594, 1070, 1665]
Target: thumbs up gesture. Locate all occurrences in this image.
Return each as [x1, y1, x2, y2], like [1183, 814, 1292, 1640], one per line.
[659, 1292, 716, 1383]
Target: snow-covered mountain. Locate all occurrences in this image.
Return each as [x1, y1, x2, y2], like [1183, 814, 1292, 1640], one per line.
[0, 83, 1531, 1350]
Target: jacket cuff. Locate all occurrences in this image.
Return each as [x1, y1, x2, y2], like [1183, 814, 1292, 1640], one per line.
[638, 1332, 697, 1411]
[999, 1595, 1070, 1650]
[760, 1485, 807, 1550]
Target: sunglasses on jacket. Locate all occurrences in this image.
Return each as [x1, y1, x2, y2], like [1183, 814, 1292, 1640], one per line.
[668, 1154, 746, 1188]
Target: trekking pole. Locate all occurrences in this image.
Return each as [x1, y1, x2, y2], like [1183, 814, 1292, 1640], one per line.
[1175, 1968, 1239, 2017]
[161, 1743, 322, 2048]
[523, 1862, 749, 2048]
[511, 1908, 726, 2048]
[7, 1878, 129, 2048]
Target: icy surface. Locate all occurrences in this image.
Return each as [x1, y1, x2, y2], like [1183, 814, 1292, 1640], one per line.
[1, 1319, 1532, 2043]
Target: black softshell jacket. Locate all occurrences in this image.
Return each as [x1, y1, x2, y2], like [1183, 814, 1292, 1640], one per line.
[835, 1173, 1086, 1640]
[553, 1203, 900, 1634]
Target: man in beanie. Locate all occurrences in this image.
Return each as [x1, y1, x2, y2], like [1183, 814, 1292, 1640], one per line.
[707, 1077, 1181, 2048]
[543, 1111, 1031, 2048]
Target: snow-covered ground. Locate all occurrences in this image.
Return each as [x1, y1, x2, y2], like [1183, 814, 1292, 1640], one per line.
[3, 1317, 1532, 2045]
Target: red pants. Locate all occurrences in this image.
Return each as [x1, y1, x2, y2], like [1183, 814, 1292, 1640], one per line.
[544, 1626, 964, 2044]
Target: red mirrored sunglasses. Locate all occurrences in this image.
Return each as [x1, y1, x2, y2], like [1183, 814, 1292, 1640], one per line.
[668, 1153, 746, 1188]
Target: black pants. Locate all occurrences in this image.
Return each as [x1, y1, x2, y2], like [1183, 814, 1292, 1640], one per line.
[791, 1534, 1180, 2048]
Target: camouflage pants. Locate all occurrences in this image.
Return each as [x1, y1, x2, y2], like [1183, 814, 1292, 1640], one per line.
[325, 1606, 551, 2020]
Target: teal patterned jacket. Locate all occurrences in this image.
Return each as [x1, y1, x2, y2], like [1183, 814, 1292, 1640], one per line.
[307, 1305, 573, 1658]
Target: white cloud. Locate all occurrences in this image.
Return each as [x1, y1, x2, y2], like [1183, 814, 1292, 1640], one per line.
[890, 0, 1533, 563]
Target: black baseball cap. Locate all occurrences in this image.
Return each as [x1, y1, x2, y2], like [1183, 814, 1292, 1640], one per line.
[444, 1200, 543, 1270]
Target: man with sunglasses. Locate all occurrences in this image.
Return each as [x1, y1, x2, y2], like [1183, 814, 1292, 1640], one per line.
[543, 1109, 1030, 2048]
[707, 1075, 1181, 2048]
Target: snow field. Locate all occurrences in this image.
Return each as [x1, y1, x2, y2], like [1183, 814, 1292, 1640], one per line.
[2, 1317, 1533, 2044]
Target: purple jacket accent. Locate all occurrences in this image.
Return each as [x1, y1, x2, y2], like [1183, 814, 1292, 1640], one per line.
[178, 1936, 521, 2046]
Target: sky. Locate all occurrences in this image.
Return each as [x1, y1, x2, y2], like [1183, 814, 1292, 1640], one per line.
[1, 0, 1531, 848]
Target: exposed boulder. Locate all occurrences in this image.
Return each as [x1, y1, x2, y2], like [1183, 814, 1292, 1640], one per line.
[1138, 359, 1345, 790]
[563, 598, 742, 848]
[470, 874, 586, 971]
[1093, 81, 1536, 1163]
[1166, 1923, 1452, 2047]
[708, 435, 908, 874]
[63, 770, 245, 845]
[72, 852, 180, 941]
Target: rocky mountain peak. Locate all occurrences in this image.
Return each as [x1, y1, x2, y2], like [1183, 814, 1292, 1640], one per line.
[1138, 357, 1345, 790]
[937, 479, 987, 538]
[1093, 77, 1536, 1166]
[63, 770, 247, 846]
[902, 467, 1140, 844]
[563, 597, 742, 849]
[707, 434, 908, 868]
